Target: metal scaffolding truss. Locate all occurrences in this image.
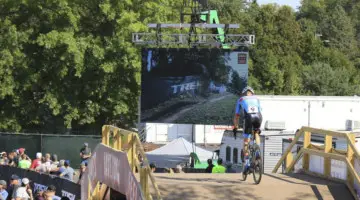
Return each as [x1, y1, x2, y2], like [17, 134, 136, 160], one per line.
[132, 33, 255, 47]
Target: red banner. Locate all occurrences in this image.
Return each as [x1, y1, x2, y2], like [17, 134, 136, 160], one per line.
[238, 53, 247, 64]
[213, 125, 234, 130]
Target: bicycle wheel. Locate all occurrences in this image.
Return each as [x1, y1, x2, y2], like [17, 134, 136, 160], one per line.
[252, 145, 262, 184]
[242, 163, 247, 181]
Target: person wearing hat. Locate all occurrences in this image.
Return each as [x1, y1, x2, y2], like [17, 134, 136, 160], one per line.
[59, 160, 75, 181]
[8, 174, 21, 200]
[79, 143, 91, 166]
[0, 180, 8, 200]
[0, 152, 8, 166]
[14, 178, 33, 200]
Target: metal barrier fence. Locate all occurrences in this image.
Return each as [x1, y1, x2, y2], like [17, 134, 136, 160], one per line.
[0, 133, 101, 168]
[273, 127, 360, 200]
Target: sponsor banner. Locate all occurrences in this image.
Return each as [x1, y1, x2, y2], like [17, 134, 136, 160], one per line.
[81, 143, 144, 200]
[141, 75, 201, 110]
[354, 158, 360, 198]
[0, 166, 80, 200]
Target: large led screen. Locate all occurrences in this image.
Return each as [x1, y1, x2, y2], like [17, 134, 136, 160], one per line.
[140, 48, 249, 125]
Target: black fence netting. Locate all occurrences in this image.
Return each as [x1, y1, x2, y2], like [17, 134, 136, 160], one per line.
[0, 133, 101, 168]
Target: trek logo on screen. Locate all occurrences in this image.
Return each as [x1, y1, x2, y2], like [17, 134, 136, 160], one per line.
[171, 81, 201, 94]
[238, 53, 247, 64]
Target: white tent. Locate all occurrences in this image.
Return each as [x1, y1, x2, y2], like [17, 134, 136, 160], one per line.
[145, 137, 214, 168]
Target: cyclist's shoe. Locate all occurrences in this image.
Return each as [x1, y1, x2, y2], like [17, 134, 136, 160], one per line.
[233, 127, 238, 139]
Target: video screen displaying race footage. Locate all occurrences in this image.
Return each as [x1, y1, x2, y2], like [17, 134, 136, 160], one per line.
[140, 48, 249, 125]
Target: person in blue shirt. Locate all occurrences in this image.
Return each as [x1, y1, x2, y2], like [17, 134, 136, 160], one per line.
[233, 86, 262, 171]
[0, 180, 8, 200]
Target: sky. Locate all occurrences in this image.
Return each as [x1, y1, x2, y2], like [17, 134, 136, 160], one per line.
[257, 0, 301, 10]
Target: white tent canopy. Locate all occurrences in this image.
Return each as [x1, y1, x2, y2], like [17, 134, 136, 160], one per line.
[145, 137, 214, 168]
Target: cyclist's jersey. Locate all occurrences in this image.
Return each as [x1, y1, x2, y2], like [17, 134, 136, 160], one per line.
[235, 95, 261, 116]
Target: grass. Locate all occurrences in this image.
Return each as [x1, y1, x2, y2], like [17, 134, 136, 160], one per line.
[174, 94, 239, 125]
[141, 93, 228, 122]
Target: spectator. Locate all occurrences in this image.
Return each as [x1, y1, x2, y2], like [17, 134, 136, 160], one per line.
[0, 152, 8, 166]
[49, 155, 59, 174]
[8, 152, 18, 167]
[225, 162, 236, 173]
[17, 149, 25, 161]
[149, 163, 156, 173]
[0, 180, 8, 200]
[14, 178, 33, 200]
[77, 162, 87, 184]
[30, 153, 42, 170]
[18, 154, 31, 169]
[34, 190, 44, 200]
[205, 159, 214, 173]
[59, 160, 75, 181]
[212, 158, 226, 173]
[42, 185, 56, 200]
[51, 155, 59, 166]
[35, 158, 47, 173]
[8, 174, 21, 200]
[80, 143, 91, 165]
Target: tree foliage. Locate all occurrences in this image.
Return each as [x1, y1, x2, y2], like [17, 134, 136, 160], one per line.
[1, 0, 360, 133]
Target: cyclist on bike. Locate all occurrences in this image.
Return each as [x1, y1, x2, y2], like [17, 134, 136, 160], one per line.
[233, 86, 262, 171]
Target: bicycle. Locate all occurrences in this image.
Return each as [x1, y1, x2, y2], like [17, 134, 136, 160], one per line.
[236, 128, 262, 184]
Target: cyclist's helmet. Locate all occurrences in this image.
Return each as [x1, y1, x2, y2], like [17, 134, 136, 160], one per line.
[242, 86, 255, 94]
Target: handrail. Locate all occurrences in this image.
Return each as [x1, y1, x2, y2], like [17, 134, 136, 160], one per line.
[88, 125, 162, 200]
[273, 126, 360, 200]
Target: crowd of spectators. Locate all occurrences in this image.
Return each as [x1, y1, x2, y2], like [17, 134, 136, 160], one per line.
[0, 175, 70, 200]
[0, 143, 91, 182]
[0, 143, 92, 199]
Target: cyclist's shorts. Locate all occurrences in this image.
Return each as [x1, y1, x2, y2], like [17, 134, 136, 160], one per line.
[243, 133, 252, 139]
[243, 112, 263, 135]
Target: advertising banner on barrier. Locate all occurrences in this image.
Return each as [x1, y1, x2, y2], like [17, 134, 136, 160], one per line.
[81, 143, 144, 200]
[355, 158, 360, 198]
[0, 166, 80, 200]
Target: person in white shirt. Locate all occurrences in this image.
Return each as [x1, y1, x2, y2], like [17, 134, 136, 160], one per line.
[15, 178, 33, 200]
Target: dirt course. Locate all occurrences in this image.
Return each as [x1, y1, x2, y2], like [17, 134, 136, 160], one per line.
[146, 173, 353, 200]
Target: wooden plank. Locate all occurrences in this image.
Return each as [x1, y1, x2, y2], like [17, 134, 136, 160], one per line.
[286, 152, 294, 170]
[347, 133, 355, 192]
[303, 131, 311, 171]
[324, 135, 333, 177]
[134, 134, 162, 200]
[346, 134, 360, 160]
[302, 148, 346, 161]
[301, 126, 348, 138]
[345, 158, 360, 199]
[272, 129, 303, 173]
[285, 148, 304, 173]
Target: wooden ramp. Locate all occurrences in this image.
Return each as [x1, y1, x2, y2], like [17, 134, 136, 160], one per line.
[142, 173, 353, 200]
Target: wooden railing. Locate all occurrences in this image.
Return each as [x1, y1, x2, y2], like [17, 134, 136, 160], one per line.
[273, 127, 360, 200]
[89, 125, 162, 200]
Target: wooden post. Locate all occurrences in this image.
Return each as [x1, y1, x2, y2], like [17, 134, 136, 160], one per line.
[140, 167, 150, 200]
[132, 134, 137, 173]
[285, 153, 293, 171]
[302, 131, 311, 171]
[102, 126, 107, 144]
[347, 133, 355, 188]
[324, 135, 332, 177]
